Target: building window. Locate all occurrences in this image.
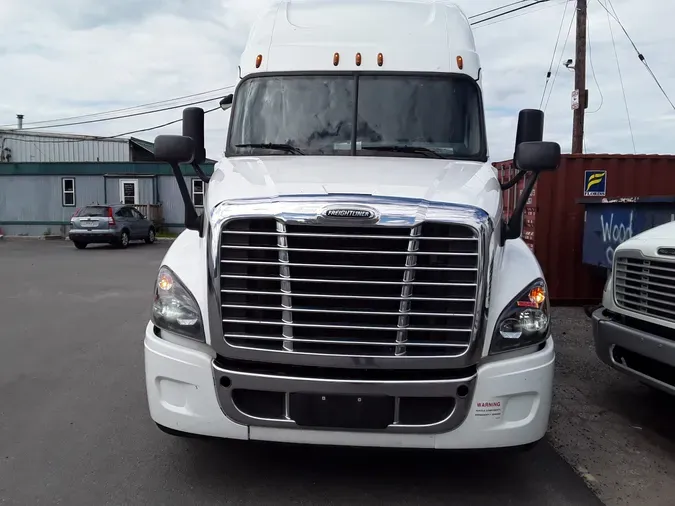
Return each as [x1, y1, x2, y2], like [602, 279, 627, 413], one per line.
[192, 179, 204, 207]
[62, 178, 76, 207]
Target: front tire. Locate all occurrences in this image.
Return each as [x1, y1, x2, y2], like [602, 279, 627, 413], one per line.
[145, 227, 156, 244]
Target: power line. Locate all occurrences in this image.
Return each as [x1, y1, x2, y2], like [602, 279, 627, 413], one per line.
[4, 92, 231, 132]
[0, 106, 222, 145]
[0, 86, 234, 129]
[544, 8, 576, 112]
[596, 0, 675, 112]
[470, 0, 552, 26]
[472, 0, 568, 29]
[540, 0, 572, 109]
[586, 3, 604, 114]
[603, 0, 635, 153]
[468, 0, 528, 19]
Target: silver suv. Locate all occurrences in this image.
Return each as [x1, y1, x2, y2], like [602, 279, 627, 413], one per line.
[69, 204, 156, 249]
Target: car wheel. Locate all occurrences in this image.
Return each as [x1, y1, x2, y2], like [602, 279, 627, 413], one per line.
[145, 227, 156, 244]
[119, 230, 130, 249]
[73, 241, 87, 250]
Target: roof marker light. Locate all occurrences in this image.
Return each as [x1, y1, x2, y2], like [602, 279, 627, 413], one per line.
[456, 55, 464, 70]
[355, 52, 362, 66]
[333, 52, 340, 66]
[377, 53, 384, 67]
[255, 54, 263, 68]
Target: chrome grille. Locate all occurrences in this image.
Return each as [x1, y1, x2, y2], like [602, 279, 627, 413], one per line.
[614, 254, 675, 322]
[219, 218, 479, 357]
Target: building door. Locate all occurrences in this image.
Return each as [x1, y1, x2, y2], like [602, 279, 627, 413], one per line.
[119, 179, 139, 205]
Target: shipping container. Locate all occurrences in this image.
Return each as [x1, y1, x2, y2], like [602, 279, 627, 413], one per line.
[495, 154, 675, 304]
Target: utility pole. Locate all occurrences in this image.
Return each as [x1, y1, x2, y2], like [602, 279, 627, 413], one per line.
[572, 0, 588, 154]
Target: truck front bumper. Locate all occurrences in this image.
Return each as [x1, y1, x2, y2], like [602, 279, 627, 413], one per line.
[144, 322, 554, 449]
[592, 307, 675, 395]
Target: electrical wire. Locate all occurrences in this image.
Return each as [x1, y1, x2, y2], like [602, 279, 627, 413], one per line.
[597, 0, 675, 112]
[540, 0, 572, 109]
[604, 1, 636, 153]
[0, 106, 222, 145]
[470, 0, 552, 26]
[586, 2, 604, 114]
[468, 0, 528, 19]
[0, 86, 235, 129]
[543, 8, 576, 112]
[472, 0, 568, 30]
[5, 91, 232, 132]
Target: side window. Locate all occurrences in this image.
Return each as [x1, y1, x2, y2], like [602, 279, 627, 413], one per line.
[192, 179, 204, 207]
[62, 178, 76, 207]
[131, 208, 143, 219]
[116, 207, 132, 218]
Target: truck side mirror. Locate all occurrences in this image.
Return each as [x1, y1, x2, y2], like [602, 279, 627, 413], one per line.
[154, 135, 195, 163]
[514, 141, 561, 173]
[514, 109, 544, 149]
[219, 94, 233, 111]
[182, 107, 206, 164]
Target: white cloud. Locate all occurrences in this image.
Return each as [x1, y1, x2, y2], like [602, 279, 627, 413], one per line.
[1, 0, 673, 161]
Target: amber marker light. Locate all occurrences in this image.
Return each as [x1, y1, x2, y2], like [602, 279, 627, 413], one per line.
[355, 52, 362, 66]
[456, 55, 464, 70]
[333, 52, 340, 66]
[377, 52, 384, 67]
[255, 54, 263, 68]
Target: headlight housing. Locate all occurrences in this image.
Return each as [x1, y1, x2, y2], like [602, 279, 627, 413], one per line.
[490, 279, 550, 355]
[151, 266, 205, 342]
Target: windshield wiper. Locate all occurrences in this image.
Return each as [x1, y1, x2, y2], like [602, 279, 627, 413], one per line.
[360, 145, 446, 159]
[235, 143, 305, 155]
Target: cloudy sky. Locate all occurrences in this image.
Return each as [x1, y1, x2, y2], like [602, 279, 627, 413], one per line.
[1, 0, 673, 161]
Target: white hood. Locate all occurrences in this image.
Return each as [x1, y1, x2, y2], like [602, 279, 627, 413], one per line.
[617, 220, 675, 250]
[208, 156, 503, 218]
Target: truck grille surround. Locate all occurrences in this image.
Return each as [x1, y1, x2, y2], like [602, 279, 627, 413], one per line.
[614, 252, 675, 323]
[218, 217, 481, 358]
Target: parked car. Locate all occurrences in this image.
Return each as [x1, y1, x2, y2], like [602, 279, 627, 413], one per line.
[69, 204, 156, 249]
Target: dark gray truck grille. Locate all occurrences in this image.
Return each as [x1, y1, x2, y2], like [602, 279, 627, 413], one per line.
[219, 219, 480, 357]
[614, 255, 675, 323]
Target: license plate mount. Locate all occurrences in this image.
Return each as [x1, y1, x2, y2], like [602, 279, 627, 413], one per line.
[289, 393, 394, 430]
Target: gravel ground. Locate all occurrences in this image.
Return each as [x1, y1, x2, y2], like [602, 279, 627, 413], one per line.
[550, 307, 675, 506]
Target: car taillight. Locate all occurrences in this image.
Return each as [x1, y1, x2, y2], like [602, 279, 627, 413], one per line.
[72, 208, 81, 218]
[107, 207, 116, 226]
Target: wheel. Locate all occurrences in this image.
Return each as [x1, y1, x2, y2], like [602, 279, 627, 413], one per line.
[118, 230, 130, 249]
[145, 227, 156, 244]
[73, 241, 87, 250]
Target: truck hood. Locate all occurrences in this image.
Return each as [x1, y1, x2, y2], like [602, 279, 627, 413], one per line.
[208, 156, 502, 218]
[617, 219, 675, 249]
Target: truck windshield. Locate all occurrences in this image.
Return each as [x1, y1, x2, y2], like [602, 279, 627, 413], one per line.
[226, 73, 485, 160]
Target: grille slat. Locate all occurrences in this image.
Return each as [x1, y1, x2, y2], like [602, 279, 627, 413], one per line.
[220, 218, 480, 357]
[614, 256, 675, 323]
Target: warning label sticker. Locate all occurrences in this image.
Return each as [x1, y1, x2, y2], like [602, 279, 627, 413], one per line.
[475, 401, 502, 419]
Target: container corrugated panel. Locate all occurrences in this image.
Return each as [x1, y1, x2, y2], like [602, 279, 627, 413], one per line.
[496, 154, 675, 304]
[0, 130, 130, 162]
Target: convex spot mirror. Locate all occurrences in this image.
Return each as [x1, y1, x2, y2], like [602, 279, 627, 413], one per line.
[154, 134, 195, 164]
[514, 141, 561, 173]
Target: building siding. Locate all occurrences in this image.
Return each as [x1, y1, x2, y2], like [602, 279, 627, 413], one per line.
[0, 132, 130, 163]
[157, 176, 204, 227]
[0, 175, 105, 224]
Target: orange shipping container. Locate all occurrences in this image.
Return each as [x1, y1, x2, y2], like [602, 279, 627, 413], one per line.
[495, 154, 675, 304]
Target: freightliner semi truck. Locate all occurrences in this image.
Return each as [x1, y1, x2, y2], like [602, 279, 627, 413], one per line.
[593, 220, 675, 395]
[144, 0, 562, 450]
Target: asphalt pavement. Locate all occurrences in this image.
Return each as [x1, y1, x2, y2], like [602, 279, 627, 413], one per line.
[0, 239, 604, 505]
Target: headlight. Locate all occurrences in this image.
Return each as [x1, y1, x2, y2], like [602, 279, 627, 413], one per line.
[490, 279, 550, 355]
[151, 266, 205, 342]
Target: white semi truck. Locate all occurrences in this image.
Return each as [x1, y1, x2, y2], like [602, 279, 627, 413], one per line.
[144, 0, 562, 450]
[592, 220, 675, 395]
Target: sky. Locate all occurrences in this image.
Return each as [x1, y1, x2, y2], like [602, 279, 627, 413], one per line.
[0, 0, 674, 162]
